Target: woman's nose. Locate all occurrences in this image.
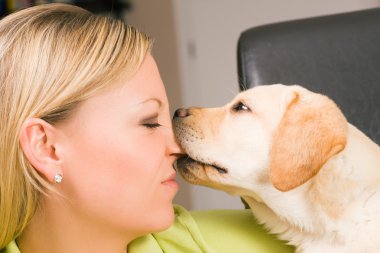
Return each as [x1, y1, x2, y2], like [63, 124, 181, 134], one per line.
[166, 126, 185, 156]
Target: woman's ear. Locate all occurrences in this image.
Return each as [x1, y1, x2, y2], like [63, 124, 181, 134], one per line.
[19, 118, 62, 184]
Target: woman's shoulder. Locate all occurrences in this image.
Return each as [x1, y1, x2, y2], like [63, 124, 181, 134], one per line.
[189, 206, 295, 253]
[1, 241, 20, 253]
[129, 205, 216, 253]
[129, 205, 295, 253]
[4, 205, 295, 253]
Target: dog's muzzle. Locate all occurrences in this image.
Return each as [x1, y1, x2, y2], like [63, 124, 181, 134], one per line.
[176, 156, 228, 174]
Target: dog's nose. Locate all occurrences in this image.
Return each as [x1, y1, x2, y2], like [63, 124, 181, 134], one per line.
[173, 108, 190, 118]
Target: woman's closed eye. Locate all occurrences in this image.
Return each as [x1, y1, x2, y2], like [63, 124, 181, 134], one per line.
[143, 122, 162, 129]
[141, 114, 162, 129]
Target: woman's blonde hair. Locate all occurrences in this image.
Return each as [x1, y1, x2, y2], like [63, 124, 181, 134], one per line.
[0, 3, 152, 248]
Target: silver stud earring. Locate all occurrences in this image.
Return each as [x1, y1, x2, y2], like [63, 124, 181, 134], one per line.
[54, 174, 63, 184]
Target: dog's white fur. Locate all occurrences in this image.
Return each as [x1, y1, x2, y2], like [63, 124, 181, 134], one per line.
[173, 84, 380, 253]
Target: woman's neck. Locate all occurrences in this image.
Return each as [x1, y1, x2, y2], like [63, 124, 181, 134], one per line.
[17, 196, 134, 253]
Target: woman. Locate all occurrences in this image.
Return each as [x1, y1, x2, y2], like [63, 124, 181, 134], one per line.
[0, 3, 294, 253]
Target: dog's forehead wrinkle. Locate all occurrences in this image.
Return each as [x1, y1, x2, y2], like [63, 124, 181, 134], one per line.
[231, 91, 287, 130]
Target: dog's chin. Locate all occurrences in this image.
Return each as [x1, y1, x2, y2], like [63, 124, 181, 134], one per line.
[176, 156, 228, 184]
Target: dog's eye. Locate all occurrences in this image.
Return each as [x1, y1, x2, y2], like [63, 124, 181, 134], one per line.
[232, 102, 250, 112]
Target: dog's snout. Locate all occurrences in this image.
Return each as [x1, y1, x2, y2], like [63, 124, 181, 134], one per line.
[174, 108, 190, 118]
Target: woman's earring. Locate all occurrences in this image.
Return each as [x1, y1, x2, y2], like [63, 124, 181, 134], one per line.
[54, 174, 63, 184]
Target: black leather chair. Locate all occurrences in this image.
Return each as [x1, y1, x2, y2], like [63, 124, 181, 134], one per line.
[237, 8, 380, 144]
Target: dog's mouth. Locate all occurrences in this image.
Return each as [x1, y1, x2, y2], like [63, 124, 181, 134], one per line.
[176, 155, 228, 174]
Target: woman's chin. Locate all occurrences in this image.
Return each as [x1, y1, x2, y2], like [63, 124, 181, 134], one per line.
[152, 205, 176, 232]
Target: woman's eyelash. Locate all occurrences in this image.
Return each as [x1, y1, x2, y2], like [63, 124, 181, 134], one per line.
[143, 123, 162, 129]
[141, 113, 161, 129]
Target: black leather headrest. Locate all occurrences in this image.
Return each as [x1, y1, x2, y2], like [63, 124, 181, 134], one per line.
[237, 8, 380, 144]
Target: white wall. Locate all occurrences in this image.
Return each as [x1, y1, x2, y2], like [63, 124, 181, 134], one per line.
[173, 0, 380, 210]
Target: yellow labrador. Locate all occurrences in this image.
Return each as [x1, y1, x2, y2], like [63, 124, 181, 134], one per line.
[173, 84, 380, 253]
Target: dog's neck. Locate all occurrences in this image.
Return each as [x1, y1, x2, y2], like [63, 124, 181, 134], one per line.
[244, 124, 380, 244]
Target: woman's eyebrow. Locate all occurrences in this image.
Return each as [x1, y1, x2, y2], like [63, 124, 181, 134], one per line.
[139, 98, 162, 107]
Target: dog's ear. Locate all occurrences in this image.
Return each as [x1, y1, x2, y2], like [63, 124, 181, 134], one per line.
[269, 87, 347, 192]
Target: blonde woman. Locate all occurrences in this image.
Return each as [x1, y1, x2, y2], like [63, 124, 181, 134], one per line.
[0, 3, 295, 253]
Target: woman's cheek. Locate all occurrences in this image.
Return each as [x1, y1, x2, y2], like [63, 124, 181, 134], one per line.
[135, 133, 167, 168]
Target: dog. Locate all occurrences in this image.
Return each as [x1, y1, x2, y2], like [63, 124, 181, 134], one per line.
[173, 84, 380, 253]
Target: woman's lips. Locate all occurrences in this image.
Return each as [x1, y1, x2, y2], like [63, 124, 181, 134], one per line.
[161, 172, 179, 189]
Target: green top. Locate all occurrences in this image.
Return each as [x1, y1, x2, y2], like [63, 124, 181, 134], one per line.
[3, 205, 295, 253]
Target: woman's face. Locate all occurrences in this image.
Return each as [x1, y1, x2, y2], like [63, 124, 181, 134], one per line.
[54, 54, 181, 237]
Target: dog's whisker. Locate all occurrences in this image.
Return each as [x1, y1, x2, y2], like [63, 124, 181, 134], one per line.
[237, 74, 249, 91]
